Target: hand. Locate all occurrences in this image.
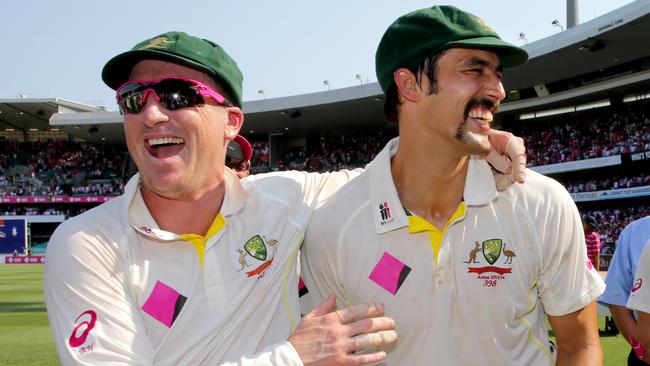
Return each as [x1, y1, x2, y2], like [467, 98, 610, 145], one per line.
[289, 294, 397, 366]
[485, 129, 527, 191]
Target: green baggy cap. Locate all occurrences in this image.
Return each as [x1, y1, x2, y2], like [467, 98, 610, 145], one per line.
[102, 31, 243, 107]
[376, 5, 529, 93]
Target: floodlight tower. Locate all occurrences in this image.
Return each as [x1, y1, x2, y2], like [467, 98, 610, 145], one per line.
[567, 0, 578, 29]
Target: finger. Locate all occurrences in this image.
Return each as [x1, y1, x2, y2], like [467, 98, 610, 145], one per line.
[347, 316, 396, 338]
[308, 293, 337, 318]
[487, 129, 514, 154]
[493, 172, 515, 192]
[505, 137, 525, 157]
[342, 351, 388, 366]
[336, 302, 384, 324]
[349, 330, 398, 352]
[511, 157, 527, 184]
[505, 138, 526, 183]
[484, 148, 511, 174]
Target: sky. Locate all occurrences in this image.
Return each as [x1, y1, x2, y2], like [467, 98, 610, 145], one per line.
[0, 0, 636, 110]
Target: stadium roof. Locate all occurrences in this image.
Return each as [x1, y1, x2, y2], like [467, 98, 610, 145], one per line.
[504, 0, 650, 90]
[8, 1, 650, 144]
[0, 98, 103, 134]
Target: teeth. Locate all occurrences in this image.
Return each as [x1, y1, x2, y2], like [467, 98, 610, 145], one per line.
[469, 109, 492, 122]
[148, 137, 184, 146]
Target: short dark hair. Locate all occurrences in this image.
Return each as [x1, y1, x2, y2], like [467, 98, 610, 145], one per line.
[383, 49, 448, 124]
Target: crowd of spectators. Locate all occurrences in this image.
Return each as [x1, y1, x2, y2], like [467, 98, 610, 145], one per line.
[249, 140, 270, 174]
[3, 106, 649, 197]
[0, 205, 89, 217]
[69, 182, 124, 196]
[0, 139, 125, 197]
[1, 121, 649, 245]
[248, 133, 392, 174]
[287, 134, 390, 172]
[581, 205, 650, 251]
[560, 173, 650, 193]
[507, 104, 650, 167]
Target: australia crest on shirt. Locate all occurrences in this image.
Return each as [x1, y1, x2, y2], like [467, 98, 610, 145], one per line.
[235, 234, 279, 278]
[462, 238, 516, 288]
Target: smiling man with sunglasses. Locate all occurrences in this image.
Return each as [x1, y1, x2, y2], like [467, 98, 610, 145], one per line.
[45, 31, 396, 366]
[44, 30, 528, 365]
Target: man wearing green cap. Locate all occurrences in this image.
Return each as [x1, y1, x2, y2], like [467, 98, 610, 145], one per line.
[301, 5, 605, 365]
[44, 31, 399, 366]
[44, 29, 527, 365]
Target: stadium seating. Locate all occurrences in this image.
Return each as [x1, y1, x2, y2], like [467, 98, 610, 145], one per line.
[505, 103, 650, 167]
[2, 101, 649, 262]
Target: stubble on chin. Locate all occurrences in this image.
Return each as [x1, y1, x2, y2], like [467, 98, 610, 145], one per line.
[455, 119, 491, 156]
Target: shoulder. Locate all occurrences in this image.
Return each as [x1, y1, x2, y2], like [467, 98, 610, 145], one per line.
[246, 169, 361, 187]
[47, 195, 129, 263]
[520, 169, 572, 198]
[622, 216, 650, 237]
[244, 169, 362, 204]
[498, 169, 577, 217]
[317, 169, 370, 210]
[308, 171, 372, 233]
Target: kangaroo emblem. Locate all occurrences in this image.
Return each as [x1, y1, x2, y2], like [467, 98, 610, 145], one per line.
[463, 241, 481, 263]
[236, 249, 250, 271]
[264, 236, 279, 256]
[503, 243, 516, 264]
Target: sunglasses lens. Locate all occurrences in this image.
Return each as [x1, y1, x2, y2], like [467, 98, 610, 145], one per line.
[156, 79, 204, 111]
[117, 82, 147, 114]
[117, 79, 205, 114]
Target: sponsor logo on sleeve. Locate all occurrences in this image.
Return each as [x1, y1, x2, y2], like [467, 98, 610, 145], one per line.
[632, 278, 643, 293]
[68, 310, 97, 354]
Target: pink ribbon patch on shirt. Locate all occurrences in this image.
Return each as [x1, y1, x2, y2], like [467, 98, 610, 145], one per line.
[141, 281, 187, 328]
[369, 252, 411, 295]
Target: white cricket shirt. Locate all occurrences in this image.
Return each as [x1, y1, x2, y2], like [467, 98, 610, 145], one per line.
[301, 137, 605, 365]
[627, 239, 650, 314]
[45, 168, 355, 365]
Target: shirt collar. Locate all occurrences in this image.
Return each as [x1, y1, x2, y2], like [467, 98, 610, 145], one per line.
[368, 137, 498, 235]
[126, 168, 249, 241]
[221, 167, 248, 216]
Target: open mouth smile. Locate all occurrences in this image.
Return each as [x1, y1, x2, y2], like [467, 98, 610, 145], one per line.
[146, 137, 185, 158]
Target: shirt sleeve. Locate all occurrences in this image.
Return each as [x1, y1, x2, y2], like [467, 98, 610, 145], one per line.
[221, 342, 303, 366]
[45, 219, 306, 366]
[300, 207, 350, 314]
[44, 220, 156, 365]
[535, 182, 606, 316]
[627, 239, 650, 314]
[245, 169, 361, 210]
[599, 226, 635, 306]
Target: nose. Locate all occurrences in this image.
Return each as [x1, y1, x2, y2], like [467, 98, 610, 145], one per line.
[486, 73, 506, 104]
[139, 90, 170, 127]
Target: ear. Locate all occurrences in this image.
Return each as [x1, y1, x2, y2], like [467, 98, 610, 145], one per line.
[223, 107, 244, 141]
[393, 68, 421, 103]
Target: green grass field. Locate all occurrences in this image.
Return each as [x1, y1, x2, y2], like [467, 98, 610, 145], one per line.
[0, 265, 59, 365]
[0, 264, 631, 365]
